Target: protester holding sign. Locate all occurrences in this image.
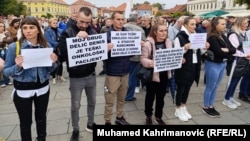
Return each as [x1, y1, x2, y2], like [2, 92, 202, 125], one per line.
[103, 11, 131, 125]
[58, 7, 98, 141]
[174, 16, 204, 122]
[3, 16, 58, 141]
[202, 17, 236, 118]
[223, 17, 250, 107]
[140, 23, 172, 125]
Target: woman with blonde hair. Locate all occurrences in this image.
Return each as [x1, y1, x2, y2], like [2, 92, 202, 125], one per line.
[44, 18, 66, 84]
[223, 17, 250, 108]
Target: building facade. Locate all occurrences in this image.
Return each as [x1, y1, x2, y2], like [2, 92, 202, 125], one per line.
[18, 0, 70, 18]
[187, 0, 248, 15]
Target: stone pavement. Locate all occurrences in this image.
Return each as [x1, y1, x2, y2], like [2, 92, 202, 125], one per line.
[0, 62, 249, 141]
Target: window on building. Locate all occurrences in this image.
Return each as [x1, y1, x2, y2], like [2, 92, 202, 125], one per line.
[35, 7, 38, 12]
[42, 7, 44, 12]
[35, 3, 37, 5]
[42, 3, 44, 5]
[48, 7, 50, 12]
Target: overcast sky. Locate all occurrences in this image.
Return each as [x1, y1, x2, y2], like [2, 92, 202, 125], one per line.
[63, 0, 188, 9]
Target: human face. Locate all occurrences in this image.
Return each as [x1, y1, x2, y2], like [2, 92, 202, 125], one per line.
[50, 20, 58, 28]
[105, 19, 112, 27]
[141, 17, 150, 27]
[155, 25, 167, 42]
[0, 23, 4, 33]
[216, 19, 226, 33]
[22, 24, 39, 41]
[112, 13, 124, 31]
[14, 22, 20, 28]
[185, 19, 196, 33]
[76, 12, 92, 31]
[241, 19, 249, 31]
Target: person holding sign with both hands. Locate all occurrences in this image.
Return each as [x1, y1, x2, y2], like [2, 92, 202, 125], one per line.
[3, 16, 58, 141]
[58, 7, 98, 141]
[174, 16, 210, 122]
[140, 23, 172, 125]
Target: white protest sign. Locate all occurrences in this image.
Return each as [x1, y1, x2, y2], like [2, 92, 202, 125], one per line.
[154, 48, 184, 72]
[111, 31, 141, 57]
[242, 41, 250, 54]
[66, 33, 107, 67]
[21, 48, 53, 69]
[189, 33, 207, 49]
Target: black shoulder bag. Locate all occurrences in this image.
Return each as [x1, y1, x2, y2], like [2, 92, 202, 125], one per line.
[136, 42, 153, 83]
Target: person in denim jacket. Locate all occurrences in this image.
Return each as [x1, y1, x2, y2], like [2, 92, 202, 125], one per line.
[3, 16, 58, 141]
[44, 18, 66, 84]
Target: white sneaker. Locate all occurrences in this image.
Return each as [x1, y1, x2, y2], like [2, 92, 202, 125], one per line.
[135, 87, 140, 93]
[175, 108, 188, 122]
[222, 99, 237, 109]
[60, 76, 66, 82]
[230, 98, 241, 107]
[181, 106, 192, 119]
[52, 78, 56, 85]
[1, 84, 6, 88]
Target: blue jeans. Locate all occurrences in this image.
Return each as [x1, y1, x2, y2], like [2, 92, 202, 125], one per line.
[225, 76, 242, 100]
[239, 73, 250, 97]
[203, 61, 226, 107]
[125, 61, 139, 100]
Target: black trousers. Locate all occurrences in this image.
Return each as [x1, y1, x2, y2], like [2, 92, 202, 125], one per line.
[144, 72, 168, 118]
[175, 82, 193, 106]
[51, 62, 63, 78]
[13, 90, 49, 141]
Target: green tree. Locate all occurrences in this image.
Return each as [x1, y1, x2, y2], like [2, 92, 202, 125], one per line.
[41, 13, 53, 19]
[152, 3, 163, 10]
[0, 0, 26, 16]
[235, 0, 250, 8]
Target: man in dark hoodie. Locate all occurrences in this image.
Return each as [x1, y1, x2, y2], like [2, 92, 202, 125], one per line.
[58, 7, 97, 141]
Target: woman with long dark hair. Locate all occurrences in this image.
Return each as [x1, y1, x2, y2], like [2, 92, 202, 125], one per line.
[3, 16, 58, 141]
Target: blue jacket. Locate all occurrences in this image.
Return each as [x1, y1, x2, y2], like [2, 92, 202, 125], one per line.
[3, 40, 57, 83]
[106, 25, 131, 76]
[44, 27, 63, 48]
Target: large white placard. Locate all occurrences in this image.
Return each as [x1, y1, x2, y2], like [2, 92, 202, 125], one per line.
[21, 48, 53, 69]
[154, 48, 184, 72]
[189, 33, 207, 49]
[111, 31, 141, 57]
[66, 33, 107, 67]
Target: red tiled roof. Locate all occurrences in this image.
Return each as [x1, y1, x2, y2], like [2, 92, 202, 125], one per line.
[136, 4, 151, 10]
[166, 4, 186, 13]
[107, 2, 126, 12]
[71, 0, 94, 7]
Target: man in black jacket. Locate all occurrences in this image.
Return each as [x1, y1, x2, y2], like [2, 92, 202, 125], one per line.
[58, 7, 97, 141]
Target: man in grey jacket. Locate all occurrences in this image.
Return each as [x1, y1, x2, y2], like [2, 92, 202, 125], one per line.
[123, 12, 146, 101]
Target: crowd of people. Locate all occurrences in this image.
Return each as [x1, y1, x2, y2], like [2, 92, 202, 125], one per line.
[0, 6, 250, 141]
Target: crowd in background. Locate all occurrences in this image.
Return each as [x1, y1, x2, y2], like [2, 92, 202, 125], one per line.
[1, 9, 250, 141]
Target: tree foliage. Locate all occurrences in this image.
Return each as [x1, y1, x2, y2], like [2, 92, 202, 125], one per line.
[0, 0, 26, 16]
[152, 3, 163, 10]
[41, 13, 54, 19]
[235, 0, 250, 9]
